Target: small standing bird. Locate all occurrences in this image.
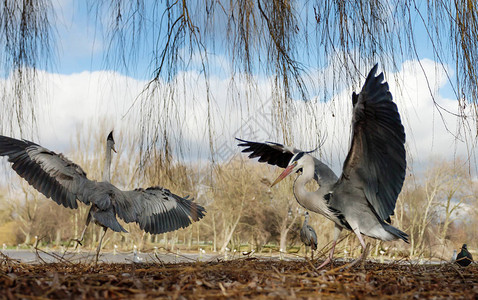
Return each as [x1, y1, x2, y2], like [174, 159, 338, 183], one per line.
[0, 131, 206, 263]
[238, 64, 408, 268]
[455, 244, 473, 267]
[300, 211, 317, 259]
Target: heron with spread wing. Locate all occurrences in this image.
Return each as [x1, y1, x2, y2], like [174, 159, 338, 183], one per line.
[238, 64, 408, 268]
[0, 131, 206, 263]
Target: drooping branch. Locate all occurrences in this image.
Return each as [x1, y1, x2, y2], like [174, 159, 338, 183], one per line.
[0, 0, 54, 135]
[2, 0, 478, 160]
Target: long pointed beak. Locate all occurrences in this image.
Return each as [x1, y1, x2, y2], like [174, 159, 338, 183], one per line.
[271, 163, 296, 187]
[112, 145, 117, 153]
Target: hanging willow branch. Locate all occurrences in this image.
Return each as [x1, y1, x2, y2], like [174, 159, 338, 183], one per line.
[1, 0, 477, 161]
[0, 0, 54, 136]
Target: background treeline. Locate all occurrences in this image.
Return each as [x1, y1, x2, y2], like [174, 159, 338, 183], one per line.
[0, 126, 476, 260]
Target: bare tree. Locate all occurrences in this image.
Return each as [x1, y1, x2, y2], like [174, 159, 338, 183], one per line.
[268, 177, 299, 252]
[396, 158, 477, 257]
[437, 159, 475, 242]
[208, 161, 249, 253]
[12, 183, 41, 245]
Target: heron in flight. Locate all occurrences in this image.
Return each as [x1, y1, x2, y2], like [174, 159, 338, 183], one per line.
[300, 211, 318, 259]
[238, 64, 408, 268]
[0, 131, 206, 263]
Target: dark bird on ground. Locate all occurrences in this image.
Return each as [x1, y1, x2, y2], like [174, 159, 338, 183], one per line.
[0, 131, 206, 263]
[237, 64, 408, 268]
[455, 244, 473, 267]
[300, 211, 318, 259]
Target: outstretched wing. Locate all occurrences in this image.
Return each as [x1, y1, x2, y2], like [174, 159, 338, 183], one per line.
[236, 138, 299, 168]
[113, 187, 206, 234]
[338, 64, 406, 221]
[0, 135, 88, 209]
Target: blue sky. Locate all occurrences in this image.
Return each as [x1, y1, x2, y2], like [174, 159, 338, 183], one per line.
[50, 1, 451, 77]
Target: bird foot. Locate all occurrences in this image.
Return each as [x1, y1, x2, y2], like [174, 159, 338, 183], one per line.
[317, 257, 332, 269]
[71, 238, 83, 249]
[344, 243, 370, 269]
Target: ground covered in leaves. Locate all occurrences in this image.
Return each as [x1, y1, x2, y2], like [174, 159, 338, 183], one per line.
[1, 257, 477, 299]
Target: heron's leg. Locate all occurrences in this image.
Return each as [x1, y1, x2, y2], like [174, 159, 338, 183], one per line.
[73, 211, 92, 249]
[95, 227, 108, 265]
[347, 227, 369, 268]
[318, 224, 342, 269]
[352, 227, 367, 258]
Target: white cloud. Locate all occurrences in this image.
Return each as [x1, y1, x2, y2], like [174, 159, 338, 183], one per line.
[1, 59, 474, 177]
[34, 70, 146, 151]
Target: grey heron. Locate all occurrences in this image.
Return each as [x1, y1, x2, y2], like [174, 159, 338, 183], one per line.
[237, 64, 408, 268]
[455, 244, 473, 267]
[0, 131, 206, 263]
[300, 211, 317, 259]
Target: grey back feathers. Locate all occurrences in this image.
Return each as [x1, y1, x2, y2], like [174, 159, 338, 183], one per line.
[0, 134, 206, 235]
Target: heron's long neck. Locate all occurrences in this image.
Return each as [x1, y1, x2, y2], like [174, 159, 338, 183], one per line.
[293, 161, 334, 218]
[102, 145, 112, 182]
[303, 216, 309, 226]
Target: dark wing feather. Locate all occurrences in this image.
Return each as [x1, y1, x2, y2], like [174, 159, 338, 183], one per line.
[113, 187, 206, 234]
[236, 138, 299, 168]
[338, 64, 406, 221]
[0, 135, 88, 209]
[307, 225, 318, 250]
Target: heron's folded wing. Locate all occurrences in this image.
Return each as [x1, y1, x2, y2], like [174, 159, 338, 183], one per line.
[236, 138, 299, 168]
[114, 187, 206, 234]
[0, 136, 88, 209]
[308, 225, 318, 249]
[338, 64, 406, 221]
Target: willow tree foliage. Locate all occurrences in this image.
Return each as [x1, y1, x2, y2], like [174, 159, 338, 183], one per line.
[0, 0, 477, 159]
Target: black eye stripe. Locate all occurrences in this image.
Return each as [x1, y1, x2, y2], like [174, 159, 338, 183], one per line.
[292, 152, 305, 162]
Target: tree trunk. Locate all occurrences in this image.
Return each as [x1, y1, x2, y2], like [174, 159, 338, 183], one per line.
[220, 213, 242, 253]
[23, 232, 31, 245]
[416, 181, 438, 253]
[279, 203, 298, 252]
[220, 198, 244, 253]
[279, 231, 288, 253]
[220, 223, 238, 253]
[171, 232, 177, 251]
[197, 223, 200, 249]
[212, 213, 217, 252]
[55, 229, 61, 247]
[188, 228, 193, 249]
